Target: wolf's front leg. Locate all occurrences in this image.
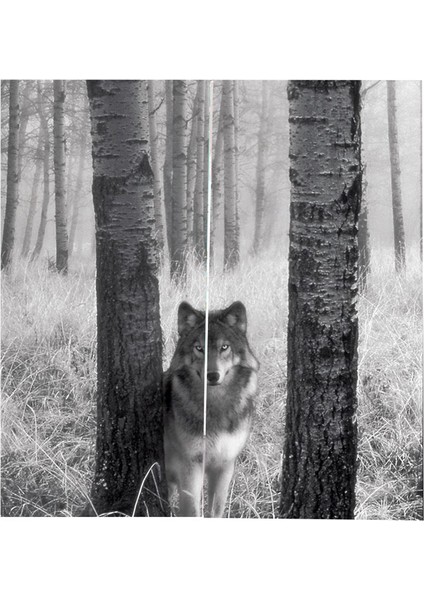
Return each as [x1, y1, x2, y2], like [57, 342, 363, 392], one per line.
[207, 461, 235, 518]
[179, 461, 203, 517]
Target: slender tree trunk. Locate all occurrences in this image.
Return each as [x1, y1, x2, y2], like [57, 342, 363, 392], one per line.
[17, 81, 32, 190]
[170, 80, 187, 278]
[420, 81, 422, 260]
[69, 127, 87, 255]
[64, 84, 77, 222]
[53, 80, 68, 273]
[186, 87, 200, 243]
[211, 91, 224, 259]
[387, 80, 406, 272]
[163, 80, 173, 258]
[147, 80, 165, 256]
[253, 80, 269, 255]
[1, 80, 20, 270]
[31, 82, 51, 261]
[21, 123, 43, 258]
[202, 81, 210, 259]
[233, 80, 240, 259]
[222, 80, 239, 270]
[280, 81, 361, 519]
[358, 168, 371, 290]
[86, 80, 168, 517]
[193, 80, 205, 259]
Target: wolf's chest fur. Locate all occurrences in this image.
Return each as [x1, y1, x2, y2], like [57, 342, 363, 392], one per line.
[164, 365, 257, 464]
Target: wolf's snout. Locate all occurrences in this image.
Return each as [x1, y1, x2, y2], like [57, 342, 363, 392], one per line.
[207, 371, 220, 385]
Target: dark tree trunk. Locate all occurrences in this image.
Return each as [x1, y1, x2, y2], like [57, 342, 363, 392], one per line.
[386, 80, 406, 272]
[2, 80, 20, 270]
[163, 80, 173, 259]
[202, 81, 210, 260]
[186, 86, 200, 243]
[170, 79, 187, 278]
[253, 80, 269, 255]
[21, 122, 43, 258]
[31, 82, 51, 262]
[222, 80, 239, 270]
[193, 80, 205, 259]
[86, 80, 168, 517]
[280, 80, 361, 519]
[53, 80, 68, 273]
[358, 168, 371, 290]
[147, 80, 165, 256]
[233, 80, 240, 259]
[211, 90, 224, 260]
[420, 81, 422, 261]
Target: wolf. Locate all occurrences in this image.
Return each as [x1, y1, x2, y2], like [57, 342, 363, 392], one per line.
[163, 300, 259, 517]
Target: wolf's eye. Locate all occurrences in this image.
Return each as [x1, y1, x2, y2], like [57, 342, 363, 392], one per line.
[195, 345, 204, 353]
[221, 344, 229, 351]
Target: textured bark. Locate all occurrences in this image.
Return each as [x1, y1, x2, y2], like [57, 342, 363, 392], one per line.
[21, 122, 43, 258]
[211, 92, 224, 257]
[53, 80, 68, 273]
[202, 81, 210, 259]
[280, 81, 361, 519]
[68, 126, 87, 255]
[31, 82, 51, 261]
[222, 80, 239, 270]
[1, 80, 20, 270]
[420, 81, 423, 260]
[170, 80, 187, 278]
[147, 81, 165, 255]
[163, 80, 173, 257]
[358, 169, 371, 290]
[193, 80, 205, 259]
[233, 80, 241, 258]
[186, 87, 200, 242]
[253, 80, 269, 255]
[86, 80, 168, 517]
[386, 80, 406, 272]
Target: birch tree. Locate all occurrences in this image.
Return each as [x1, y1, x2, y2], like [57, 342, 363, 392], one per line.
[211, 89, 224, 257]
[53, 80, 68, 273]
[252, 80, 269, 254]
[193, 80, 205, 259]
[280, 80, 361, 519]
[86, 80, 168, 517]
[186, 87, 200, 242]
[147, 80, 165, 255]
[222, 80, 239, 270]
[387, 80, 406, 271]
[170, 79, 187, 278]
[31, 81, 51, 261]
[163, 80, 173, 257]
[1, 80, 20, 270]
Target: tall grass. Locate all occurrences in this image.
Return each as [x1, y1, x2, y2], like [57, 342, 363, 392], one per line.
[1, 249, 422, 518]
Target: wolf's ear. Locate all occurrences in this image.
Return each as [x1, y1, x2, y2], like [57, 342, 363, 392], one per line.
[178, 302, 203, 335]
[223, 301, 247, 333]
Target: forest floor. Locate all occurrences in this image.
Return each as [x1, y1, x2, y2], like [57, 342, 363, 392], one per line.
[1, 250, 422, 518]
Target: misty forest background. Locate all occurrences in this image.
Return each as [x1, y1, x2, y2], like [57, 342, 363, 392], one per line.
[1, 80, 422, 518]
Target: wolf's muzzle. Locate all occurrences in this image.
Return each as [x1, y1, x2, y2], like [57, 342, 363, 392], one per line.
[207, 371, 221, 385]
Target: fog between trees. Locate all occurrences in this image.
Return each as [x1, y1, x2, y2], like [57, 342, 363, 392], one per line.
[1, 80, 421, 269]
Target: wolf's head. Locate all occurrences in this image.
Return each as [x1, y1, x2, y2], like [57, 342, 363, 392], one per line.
[173, 301, 259, 385]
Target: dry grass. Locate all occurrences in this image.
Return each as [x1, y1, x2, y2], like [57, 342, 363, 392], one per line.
[1, 250, 422, 518]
